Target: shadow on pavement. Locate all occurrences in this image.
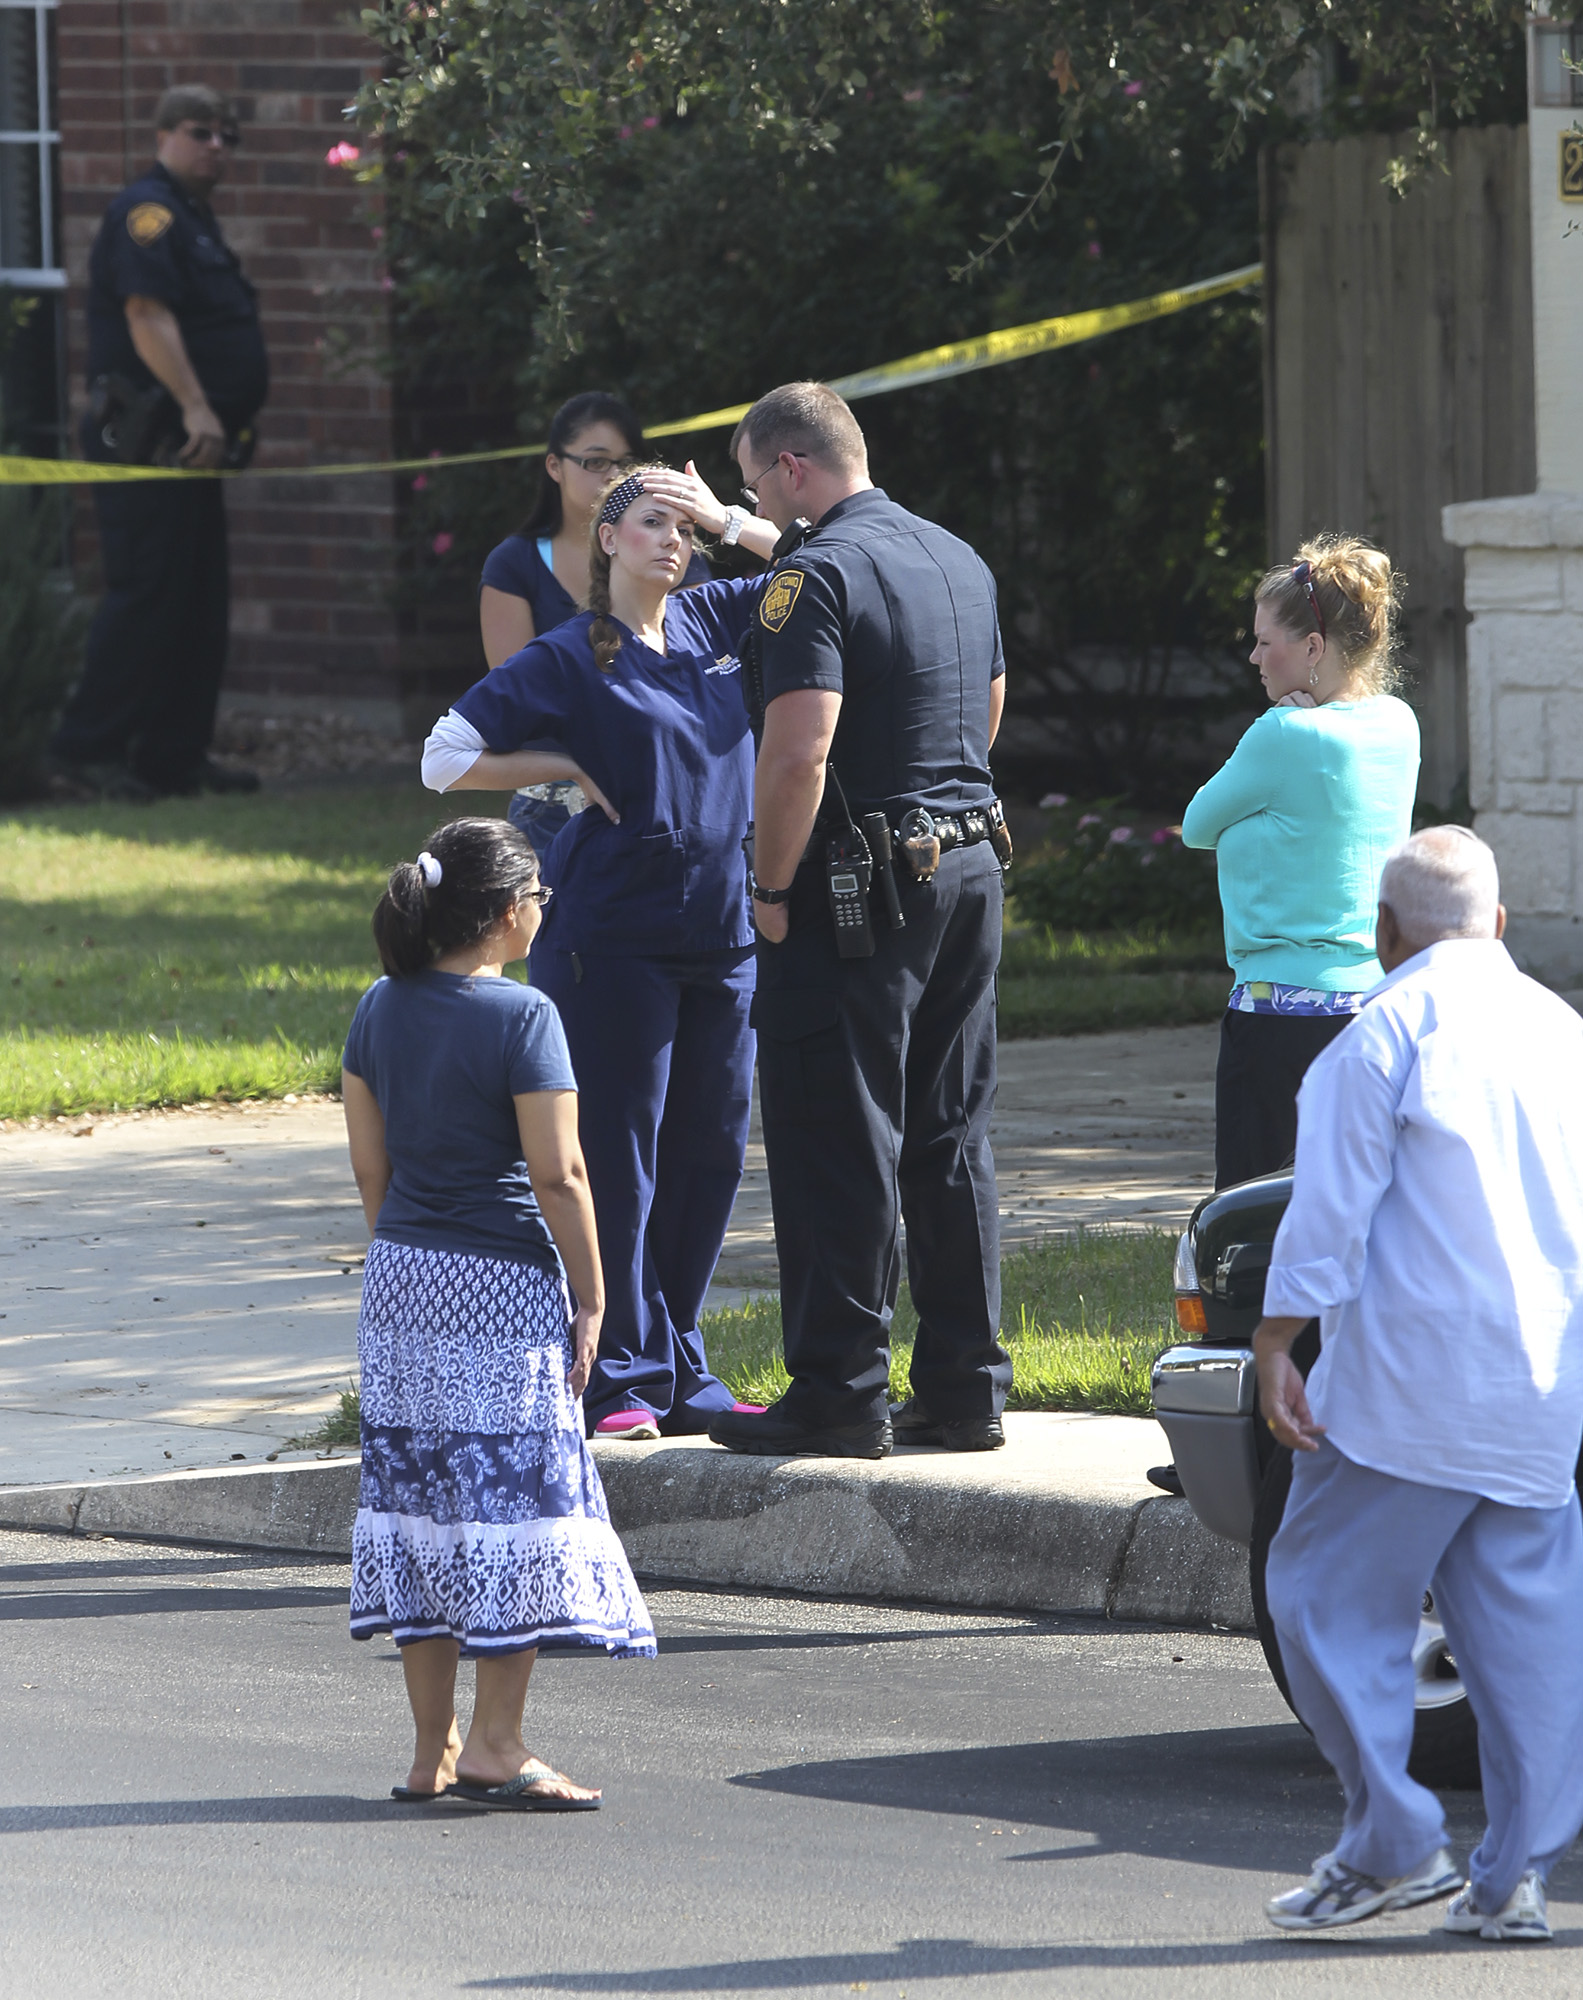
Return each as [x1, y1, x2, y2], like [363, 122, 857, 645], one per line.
[461, 1928, 1557, 1990]
[0, 1584, 349, 1621]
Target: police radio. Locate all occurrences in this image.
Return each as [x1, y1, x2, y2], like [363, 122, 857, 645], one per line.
[825, 827, 875, 959]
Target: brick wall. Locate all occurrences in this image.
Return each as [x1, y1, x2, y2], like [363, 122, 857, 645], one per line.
[57, 1, 406, 730]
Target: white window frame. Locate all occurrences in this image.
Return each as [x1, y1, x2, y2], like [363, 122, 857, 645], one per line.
[0, 0, 62, 289]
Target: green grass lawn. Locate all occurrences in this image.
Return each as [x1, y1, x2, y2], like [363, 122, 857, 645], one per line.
[0, 786, 477, 1119]
[0, 786, 1228, 1118]
[296, 1225, 1177, 1445]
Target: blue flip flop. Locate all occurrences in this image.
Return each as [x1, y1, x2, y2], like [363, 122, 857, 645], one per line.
[452, 1758, 601, 1812]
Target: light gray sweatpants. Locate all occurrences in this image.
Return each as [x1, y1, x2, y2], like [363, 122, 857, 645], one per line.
[1265, 1438, 1583, 1914]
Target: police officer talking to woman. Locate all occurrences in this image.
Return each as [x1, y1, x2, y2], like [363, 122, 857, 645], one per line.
[50, 84, 267, 801]
[708, 383, 1013, 1461]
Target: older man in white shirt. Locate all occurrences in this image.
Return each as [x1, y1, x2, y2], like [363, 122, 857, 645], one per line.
[1255, 826, 1583, 1940]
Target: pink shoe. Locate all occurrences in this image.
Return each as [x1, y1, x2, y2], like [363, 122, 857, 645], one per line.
[730, 1402, 767, 1415]
[593, 1409, 661, 1440]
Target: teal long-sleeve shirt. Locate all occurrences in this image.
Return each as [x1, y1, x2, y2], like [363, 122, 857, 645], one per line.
[1181, 695, 1420, 991]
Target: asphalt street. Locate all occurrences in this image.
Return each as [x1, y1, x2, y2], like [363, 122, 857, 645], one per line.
[3, 1530, 1579, 1997]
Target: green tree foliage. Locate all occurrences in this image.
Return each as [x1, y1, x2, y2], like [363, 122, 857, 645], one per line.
[353, 1, 1525, 332]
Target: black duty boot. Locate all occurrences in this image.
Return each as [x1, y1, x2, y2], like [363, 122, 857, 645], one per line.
[708, 1397, 892, 1459]
[889, 1397, 1005, 1452]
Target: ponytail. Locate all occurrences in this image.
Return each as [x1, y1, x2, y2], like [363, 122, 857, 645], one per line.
[371, 818, 540, 977]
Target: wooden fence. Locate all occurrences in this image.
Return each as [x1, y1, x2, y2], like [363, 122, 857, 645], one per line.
[1262, 125, 1534, 809]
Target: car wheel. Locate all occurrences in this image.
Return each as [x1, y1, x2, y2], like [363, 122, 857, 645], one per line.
[1248, 1443, 1483, 1791]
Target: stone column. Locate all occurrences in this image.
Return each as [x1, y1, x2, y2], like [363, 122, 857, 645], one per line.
[1442, 11, 1583, 982]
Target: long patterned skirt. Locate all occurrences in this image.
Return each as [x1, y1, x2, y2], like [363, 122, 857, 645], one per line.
[349, 1238, 656, 1658]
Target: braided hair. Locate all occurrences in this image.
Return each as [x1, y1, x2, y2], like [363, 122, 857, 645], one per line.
[586, 461, 679, 675]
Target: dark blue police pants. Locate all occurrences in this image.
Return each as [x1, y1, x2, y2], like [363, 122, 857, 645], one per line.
[53, 475, 229, 788]
[753, 841, 1011, 1430]
[532, 943, 756, 1432]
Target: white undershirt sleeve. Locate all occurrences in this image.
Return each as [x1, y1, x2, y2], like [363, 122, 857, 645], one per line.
[421, 710, 488, 793]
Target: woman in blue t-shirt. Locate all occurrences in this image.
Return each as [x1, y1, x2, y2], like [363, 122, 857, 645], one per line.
[480, 392, 777, 853]
[425, 469, 771, 1441]
[342, 814, 654, 1810]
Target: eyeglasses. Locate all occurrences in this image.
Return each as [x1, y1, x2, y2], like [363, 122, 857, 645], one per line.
[740, 451, 808, 510]
[178, 121, 241, 148]
[522, 885, 554, 907]
[557, 451, 637, 476]
[1292, 559, 1327, 644]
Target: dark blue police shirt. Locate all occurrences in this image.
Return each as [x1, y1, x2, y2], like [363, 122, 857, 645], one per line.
[754, 488, 1004, 814]
[87, 162, 268, 426]
[481, 532, 711, 634]
[454, 577, 764, 956]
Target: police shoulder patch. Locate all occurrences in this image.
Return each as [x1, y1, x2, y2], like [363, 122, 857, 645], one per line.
[759, 568, 805, 634]
[127, 202, 175, 247]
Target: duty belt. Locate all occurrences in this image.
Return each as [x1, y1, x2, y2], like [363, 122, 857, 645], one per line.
[801, 798, 1011, 883]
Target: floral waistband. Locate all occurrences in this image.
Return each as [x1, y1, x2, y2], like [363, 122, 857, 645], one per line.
[1228, 981, 1367, 1018]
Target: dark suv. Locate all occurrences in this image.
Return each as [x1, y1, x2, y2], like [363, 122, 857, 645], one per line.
[1150, 1173, 1483, 1788]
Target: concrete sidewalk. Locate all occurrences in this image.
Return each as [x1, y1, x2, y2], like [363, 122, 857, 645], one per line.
[0, 1024, 1218, 1487]
[0, 1413, 1255, 1632]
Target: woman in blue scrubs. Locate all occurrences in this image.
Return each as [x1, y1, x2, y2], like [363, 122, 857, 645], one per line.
[479, 393, 714, 855]
[424, 468, 778, 1437]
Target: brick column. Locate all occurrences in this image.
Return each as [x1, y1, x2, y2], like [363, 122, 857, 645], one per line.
[57, 1, 404, 730]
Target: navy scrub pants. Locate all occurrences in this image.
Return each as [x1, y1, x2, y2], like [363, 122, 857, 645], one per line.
[52, 473, 230, 790]
[752, 840, 1012, 1431]
[532, 942, 756, 1432]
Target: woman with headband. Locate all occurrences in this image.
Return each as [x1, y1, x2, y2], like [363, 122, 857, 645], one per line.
[479, 392, 774, 853]
[1182, 536, 1420, 1191]
[423, 465, 776, 1439]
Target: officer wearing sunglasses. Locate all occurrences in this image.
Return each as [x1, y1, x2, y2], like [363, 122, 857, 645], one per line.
[52, 84, 266, 802]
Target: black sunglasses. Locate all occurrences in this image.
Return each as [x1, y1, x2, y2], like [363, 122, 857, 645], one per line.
[1292, 559, 1327, 644]
[180, 122, 241, 148]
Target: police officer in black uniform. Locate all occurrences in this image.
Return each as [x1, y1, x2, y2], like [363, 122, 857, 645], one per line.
[51, 84, 267, 800]
[708, 383, 1013, 1460]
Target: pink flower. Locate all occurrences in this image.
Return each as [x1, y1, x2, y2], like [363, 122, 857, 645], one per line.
[903, 88, 925, 102]
[1077, 813, 1103, 830]
[1038, 791, 1069, 809]
[1124, 81, 1143, 98]
[370, 225, 384, 242]
[1108, 826, 1133, 844]
[1149, 826, 1174, 845]
[380, 274, 394, 291]
[394, 149, 408, 162]
[641, 116, 659, 129]
[431, 532, 454, 556]
[619, 124, 633, 139]
[1139, 852, 1155, 867]
[325, 142, 361, 168]
[1086, 239, 1102, 259]
[411, 474, 428, 492]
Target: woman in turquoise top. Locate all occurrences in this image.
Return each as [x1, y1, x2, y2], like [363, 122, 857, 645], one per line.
[1183, 536, 1419, 1188]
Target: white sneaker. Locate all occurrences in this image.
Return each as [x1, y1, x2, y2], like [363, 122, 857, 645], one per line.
[1443, 1870, 1551, 1942]
[1266, 1846, 1460, 1931]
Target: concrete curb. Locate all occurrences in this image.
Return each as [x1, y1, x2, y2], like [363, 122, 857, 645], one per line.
[0, 1429, 1254, 1632]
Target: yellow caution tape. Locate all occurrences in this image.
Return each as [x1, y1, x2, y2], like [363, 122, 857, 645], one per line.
[0, 261, 1260, 487]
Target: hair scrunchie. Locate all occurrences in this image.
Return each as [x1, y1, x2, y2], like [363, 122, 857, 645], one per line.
[416, 850, 442, 889]
[598, 473, 647, 527]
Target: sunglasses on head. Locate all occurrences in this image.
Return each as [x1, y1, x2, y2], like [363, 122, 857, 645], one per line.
[1292, 559, 1327, 643]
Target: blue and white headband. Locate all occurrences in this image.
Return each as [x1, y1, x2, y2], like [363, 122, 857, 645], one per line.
[598, 473, 647, 527]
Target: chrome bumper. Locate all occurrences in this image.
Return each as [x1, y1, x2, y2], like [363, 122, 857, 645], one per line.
[1151, 1345, 1261, 1546]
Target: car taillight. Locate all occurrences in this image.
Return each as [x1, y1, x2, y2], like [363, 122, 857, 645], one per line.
[1175, 1294, 1208, 1336]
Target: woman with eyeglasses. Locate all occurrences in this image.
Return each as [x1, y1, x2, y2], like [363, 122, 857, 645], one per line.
[342, 815, 655, 1809]
[479, 393, 776, 852]
[426, 467, 776, 1440]
[1182, 535, 1420, 1190]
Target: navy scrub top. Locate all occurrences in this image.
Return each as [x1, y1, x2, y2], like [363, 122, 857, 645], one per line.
[481, 533, 711, 635]
[454, 577, 764, 956]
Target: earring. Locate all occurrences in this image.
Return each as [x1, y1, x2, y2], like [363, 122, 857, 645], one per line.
[1309, 664, 1319, 687]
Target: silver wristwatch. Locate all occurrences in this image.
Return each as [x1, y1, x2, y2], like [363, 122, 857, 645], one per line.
[720, 505, 750, 547]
